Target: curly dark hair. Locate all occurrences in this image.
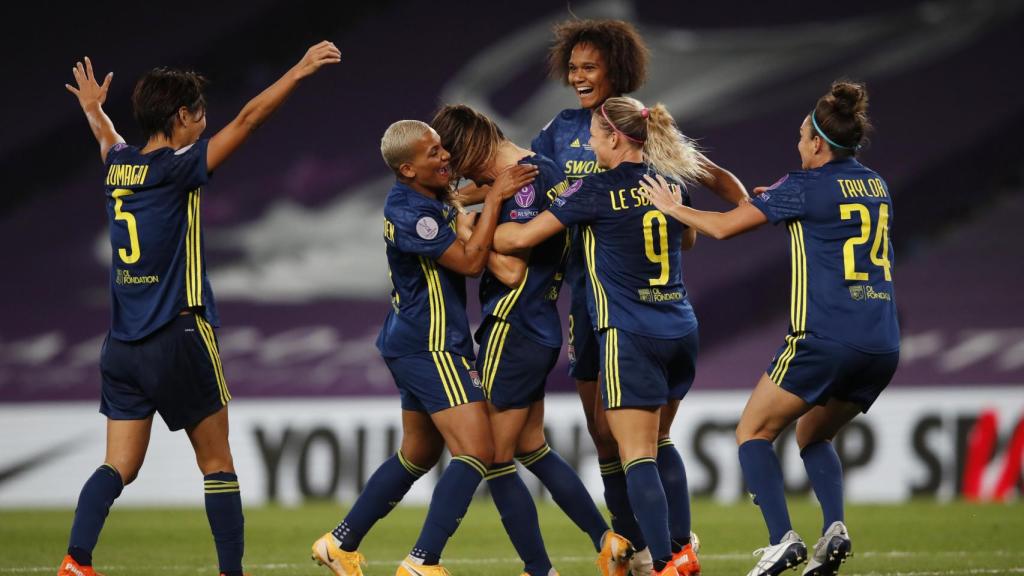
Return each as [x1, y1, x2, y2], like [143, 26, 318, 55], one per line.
[547, 19, 649, 96]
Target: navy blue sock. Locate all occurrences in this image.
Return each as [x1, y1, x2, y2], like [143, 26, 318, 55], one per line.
[599, 458, 646, 550]
[656, 439, 692, 544]
[333, 451, 427, 551]
[739, 439, 793, 544]
[519, 444, 608, 551]
[411, 455, 486, 564]
[67, 464, 124, 565]
[204, 472, 244, 575]
[487, 462, 552, 576]
[623, 458, 671, 563]
[801, 441, 845, 534]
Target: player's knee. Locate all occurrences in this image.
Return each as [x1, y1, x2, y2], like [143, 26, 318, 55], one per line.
[197, 454, 235, 476]
[735, 419, 780, 445]
[106, 462, 139, 486]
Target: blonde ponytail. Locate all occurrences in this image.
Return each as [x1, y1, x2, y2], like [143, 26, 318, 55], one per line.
[598, 97, 708, 184]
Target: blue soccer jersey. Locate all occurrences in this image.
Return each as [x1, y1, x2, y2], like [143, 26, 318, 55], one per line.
[376, 182, 474, 359]
[751, 157, 899, 353]
[547, 162, 698, 339]
[478, 155, 571, 348]
[103, 140, 218, 341]
[532, 109, 604, 301]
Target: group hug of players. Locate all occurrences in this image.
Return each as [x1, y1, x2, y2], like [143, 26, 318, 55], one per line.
[61, 16, 898, 576]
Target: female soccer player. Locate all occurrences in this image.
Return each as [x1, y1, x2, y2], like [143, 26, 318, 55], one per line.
[638, 81, 898, 576]
[533, 19, 749, 575]
[492, 96, 710, 576]
[311, 120, 538, 576]
[431, 104, 632, 576]
[61, 42, 340, 576]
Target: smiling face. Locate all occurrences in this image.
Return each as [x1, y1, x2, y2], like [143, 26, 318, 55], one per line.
[400, 128, 452, 194]
[568, 42, 613, 110]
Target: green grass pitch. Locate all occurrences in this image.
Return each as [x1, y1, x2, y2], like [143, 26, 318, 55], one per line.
[2, 500, 1022, 575]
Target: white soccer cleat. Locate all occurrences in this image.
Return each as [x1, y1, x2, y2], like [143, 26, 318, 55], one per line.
[746, 530, 807, 576]
[802, 521, 852, 576]
[628, 546, 652, 576]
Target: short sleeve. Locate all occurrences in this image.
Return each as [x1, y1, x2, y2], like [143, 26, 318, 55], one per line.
[751, 172, 807, 224]
[531, 115, 558, 158]
[390, 204, 457, 260]
[168, 138, 211, 191]
[548, 178, 596, 227]
[105, 142, 130, 164]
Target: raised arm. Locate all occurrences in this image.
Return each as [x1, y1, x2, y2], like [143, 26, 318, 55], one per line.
[696, 153, 750, 206]
[437, 164, 538, 276]
[66, 57, 124, 163]
[207, 41, 341, 172]
[640, 174, 766, 240]
[493, 211, 566, 253]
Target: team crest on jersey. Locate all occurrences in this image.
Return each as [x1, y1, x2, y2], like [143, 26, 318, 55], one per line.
[416, 216, 439, 240]
[515, 185, 536, 208]
[567, 345, 577, 363]
[849, 285, 865, 301]
[469, 369, 482, 389]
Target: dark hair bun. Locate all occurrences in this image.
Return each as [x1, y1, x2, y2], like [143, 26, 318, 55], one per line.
[830, 81, 868, 118]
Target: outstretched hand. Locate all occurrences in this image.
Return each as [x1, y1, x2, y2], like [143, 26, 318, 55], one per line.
[490, 164, 540, 201]
[293, 40, 342, 80]
[65, 57, 112, 109]
[639, 173, 682, 213]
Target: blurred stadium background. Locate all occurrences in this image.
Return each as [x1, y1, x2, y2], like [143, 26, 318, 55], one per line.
[2, 0, 1023, 521]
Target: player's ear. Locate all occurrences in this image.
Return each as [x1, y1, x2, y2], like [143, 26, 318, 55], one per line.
[398, 161, 416, 180]
[176, 106, 190, 127]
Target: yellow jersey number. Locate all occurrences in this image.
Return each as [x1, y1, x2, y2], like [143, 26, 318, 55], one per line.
[643, 210, 669, 285]
[839, 203, 891, 281]
[112, 188, 141, 264]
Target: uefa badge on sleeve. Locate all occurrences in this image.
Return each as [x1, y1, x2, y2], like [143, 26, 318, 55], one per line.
[515, 184, 536, 208]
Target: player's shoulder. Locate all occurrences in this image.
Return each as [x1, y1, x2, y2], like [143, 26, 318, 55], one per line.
[543, 108, 589, 130]
[385, 182, 448, 224]
[104, 142, 139, 165]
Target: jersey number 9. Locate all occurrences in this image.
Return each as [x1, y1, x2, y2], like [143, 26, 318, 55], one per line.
[643, 211, 669, 286]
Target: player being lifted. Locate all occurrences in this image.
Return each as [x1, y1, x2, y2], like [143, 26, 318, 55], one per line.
[61, 42, 340, 576]
[531, 20, 749, 576]
[492, 96, 713, 576]
[639, 81, 899, 576]
[432, 104, 633, 576]
[311, 120, 537, 576]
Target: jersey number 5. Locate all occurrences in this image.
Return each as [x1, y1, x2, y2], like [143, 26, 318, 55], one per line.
[643, 211, 669, 285]
[112, 188, 141, 264]
[839, 203, 891, 281]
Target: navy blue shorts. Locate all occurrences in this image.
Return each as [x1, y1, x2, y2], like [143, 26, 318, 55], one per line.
[476, 318, 559, 409]
[766, 333, 899, 412]
[568, 302, 600, 381]
[385, 351, 484, 414]
[100, 313, 230, 431]
[599, 327, 699, 409]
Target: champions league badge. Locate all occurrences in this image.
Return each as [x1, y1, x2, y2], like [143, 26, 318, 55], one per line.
[416, 216, 439, 240]
[515, 184, 536, 208]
